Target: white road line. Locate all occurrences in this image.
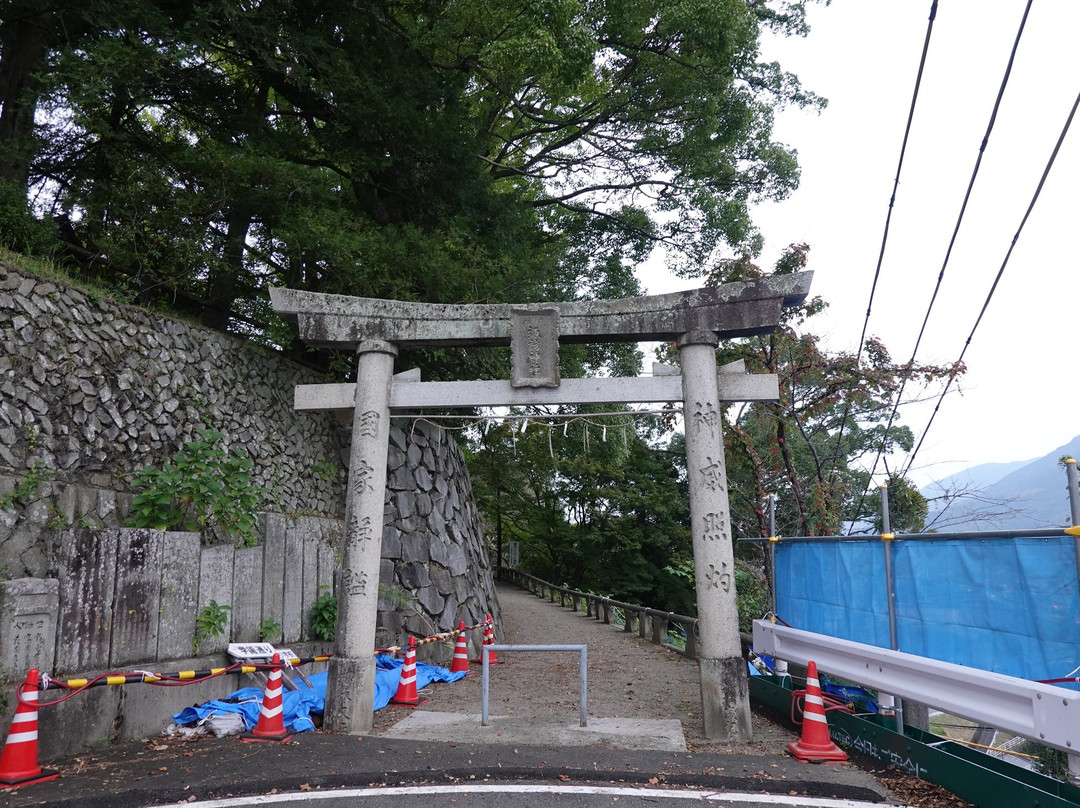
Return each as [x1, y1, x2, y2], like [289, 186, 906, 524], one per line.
[148, 782, 904, 808]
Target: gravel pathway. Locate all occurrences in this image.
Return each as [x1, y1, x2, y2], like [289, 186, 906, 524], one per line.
[372, 582, 801, 755]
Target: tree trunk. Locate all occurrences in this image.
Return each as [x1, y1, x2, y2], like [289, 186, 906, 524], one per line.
[201, 205, 252, 330]
[0, 14, 52, 190]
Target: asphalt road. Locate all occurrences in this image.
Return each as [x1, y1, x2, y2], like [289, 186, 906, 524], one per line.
[2, 732, 902, 808]
[3, 583, 907, 808]
[144, 783, 902, 808]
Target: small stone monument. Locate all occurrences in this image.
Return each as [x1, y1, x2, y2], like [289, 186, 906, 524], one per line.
[0, 579, 59, 681]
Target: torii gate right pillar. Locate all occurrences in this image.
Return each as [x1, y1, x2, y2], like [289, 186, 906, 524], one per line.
[679, 330, 752, 741]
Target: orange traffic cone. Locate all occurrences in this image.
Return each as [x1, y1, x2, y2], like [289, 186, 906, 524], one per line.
[471, 615, 500, 665]
[787, 661, 847, 763]
[0, 669, 58, 787]
[242, 653, 293, 743]
[484, 617, 501, 664]
[449, 622, 471, 676]
[390, 637, 428, 707]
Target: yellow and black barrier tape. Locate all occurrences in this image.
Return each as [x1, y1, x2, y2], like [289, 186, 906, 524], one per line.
[376, 620, 487, 657]
[41, 656, 333, 691]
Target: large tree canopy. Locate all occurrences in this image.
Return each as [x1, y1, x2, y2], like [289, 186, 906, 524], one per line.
[10, 1, 954, 623]
[1, 0, 821, 347]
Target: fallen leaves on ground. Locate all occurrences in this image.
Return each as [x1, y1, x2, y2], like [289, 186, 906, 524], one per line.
[877, 772, 975, 808]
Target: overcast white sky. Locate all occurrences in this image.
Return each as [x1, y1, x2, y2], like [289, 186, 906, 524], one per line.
[639, 0, 1080, 487]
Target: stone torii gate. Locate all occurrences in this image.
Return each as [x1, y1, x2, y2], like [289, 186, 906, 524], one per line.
[270, 271, 812, 741]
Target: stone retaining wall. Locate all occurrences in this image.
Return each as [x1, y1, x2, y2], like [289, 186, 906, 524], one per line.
[0, 262, 347, 577]
[380, 419, 499, 652]
[0, 265, 500, 652]
[0, 263, 502, 754]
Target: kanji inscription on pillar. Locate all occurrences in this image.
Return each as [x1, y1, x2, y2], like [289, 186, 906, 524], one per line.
[704, 562, 732, 592]
[698, 458, 727, 492]
[693, 401, 719, 433]
[702, 511, 728, 541]
[356, 410, 380, 438]
[346, 514, 373, 546]
[351, 459, 376, 494]
[342, 568, 369, 597]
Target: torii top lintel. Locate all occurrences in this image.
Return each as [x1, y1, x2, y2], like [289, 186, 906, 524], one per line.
[269, 271, 812, 349]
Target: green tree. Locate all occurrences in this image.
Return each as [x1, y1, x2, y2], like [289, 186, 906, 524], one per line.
[4, 0, 823, 355]
[467, 411, 695, 614]
[696, 245, 957, 538]
[872, 473, 928, 534]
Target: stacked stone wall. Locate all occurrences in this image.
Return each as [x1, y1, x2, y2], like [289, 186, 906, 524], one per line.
[380, 419, 499, 660]
[0, 261, 500, 668]
[0, 263, 347, 577]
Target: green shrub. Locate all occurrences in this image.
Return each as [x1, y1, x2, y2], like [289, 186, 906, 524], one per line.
[310, 586, 337, 641]
[309, 583, 415, 643]
[0, 179, 53, 256]
[126, 429, 266, 545]
[735, 560, 769, 634]
[193, 600, 231, 654]
[258, 616, 283, 643]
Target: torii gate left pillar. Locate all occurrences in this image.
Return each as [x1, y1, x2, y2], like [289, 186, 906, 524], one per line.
[325, 340, 397, 731]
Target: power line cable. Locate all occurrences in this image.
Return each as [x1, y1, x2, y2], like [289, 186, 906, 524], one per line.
[847, 0, 1034, 532]
[901, 0, 1033, 368]
[855, 0, 940, 361]
[902, 84, 1080, 476]
[825, 0, 939, 489]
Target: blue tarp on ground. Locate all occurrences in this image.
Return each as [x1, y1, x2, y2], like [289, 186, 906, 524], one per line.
[775, 535, 1080, 686]
[172, 671, 326, 734]
[172, 657, 467, 733]
[372, 654, 467, 710]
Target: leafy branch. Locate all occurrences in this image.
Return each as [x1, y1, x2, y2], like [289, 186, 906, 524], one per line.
[125, 429, 266, 545]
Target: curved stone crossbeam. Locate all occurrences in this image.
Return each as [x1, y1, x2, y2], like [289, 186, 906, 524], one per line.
[269, 272, 812, 348]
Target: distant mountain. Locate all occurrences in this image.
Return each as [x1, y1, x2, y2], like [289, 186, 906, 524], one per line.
[931, 460, 1032, 492]
[922, 435, 1080, 531]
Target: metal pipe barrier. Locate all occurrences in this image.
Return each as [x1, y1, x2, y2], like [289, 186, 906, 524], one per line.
[740, 525, 1080, 544]
[481, 644, 587, 727]
[879, 484, 905, 734]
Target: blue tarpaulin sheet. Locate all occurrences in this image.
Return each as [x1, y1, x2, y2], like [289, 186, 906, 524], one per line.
[172, 671, 326, 734]
[775, 535, 1080, 686]
[172, 657, 467, 733]
[372, 654, 467, 710]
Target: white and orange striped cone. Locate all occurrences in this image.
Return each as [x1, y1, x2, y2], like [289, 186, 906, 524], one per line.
[390, 637, 428, 707]
[0, 669, 58, 787]
[484, 617, 501, 664]
[449, 622, 471, 676]
[471, 615, 501, 665]
[786, 661, 847, 763]
[242, 653, 293, 743]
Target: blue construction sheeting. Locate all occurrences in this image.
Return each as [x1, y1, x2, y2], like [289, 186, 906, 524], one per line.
[172, 657, 467, 733]
[172, 671, 327, 734]
[777, 541, 891, 647]
[775, 535, 1080, 685]
[372, 654, 467, 709]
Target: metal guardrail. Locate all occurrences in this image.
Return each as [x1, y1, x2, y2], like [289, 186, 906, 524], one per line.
[753, 618, 1080, 781]
[750, 674, 1080, 808]
[499, 567, 701, 658]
